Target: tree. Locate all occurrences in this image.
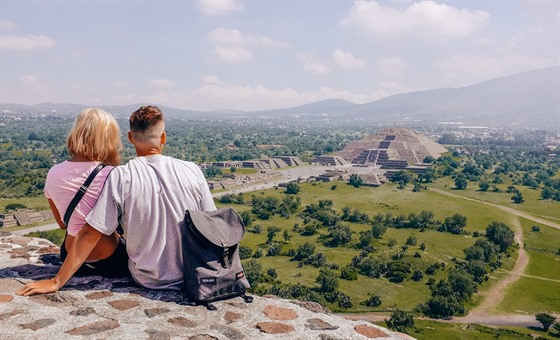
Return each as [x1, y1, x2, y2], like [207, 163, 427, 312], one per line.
[285, 182, 300, 194]
[364, 294, 382, 307]
[412, 269, 424, 282]
[511, 192, 524, 204]
[294, 242, 315, 261]
[316, 268, 339, 293]
[348, 174, 363, 188]
[5, 202, 26, 211]
[243, 259, 262, 285]
[266, 226, 281, 243]
[240, 210, 253, 226]
[439, 214, 467, 234]
[479, 181, 490, 192]
[282, 230, 291, 242]
[454, 174, 468, 190]
[326, 225, 352, 247]
[405, 235, 418, 246]
[386, 309, 415, 333]
[204, 165, 223, 178]
[239, 245, 253, 259]
[536, 313, 556, 331]
[486, 221, 515, 252]
[392, 170, 413, 188]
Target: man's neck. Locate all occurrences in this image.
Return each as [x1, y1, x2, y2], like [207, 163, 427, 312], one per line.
[136, 149, 162, 157]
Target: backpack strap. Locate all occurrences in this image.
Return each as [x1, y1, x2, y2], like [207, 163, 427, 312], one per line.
[63, 163, 106, 227]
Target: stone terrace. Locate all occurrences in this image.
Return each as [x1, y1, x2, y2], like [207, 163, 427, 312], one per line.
[0, 232, 413, 340]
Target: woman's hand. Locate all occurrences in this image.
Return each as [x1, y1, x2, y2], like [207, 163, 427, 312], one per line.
[17, 277, 62, 296]
[16, 225, 103, 297]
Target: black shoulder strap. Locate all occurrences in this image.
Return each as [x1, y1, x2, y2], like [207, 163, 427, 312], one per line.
[63, 163, 106, 227]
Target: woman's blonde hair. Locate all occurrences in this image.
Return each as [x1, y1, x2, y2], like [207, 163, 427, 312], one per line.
[66, 108, 122, 166]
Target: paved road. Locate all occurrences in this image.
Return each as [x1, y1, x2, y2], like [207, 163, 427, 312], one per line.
[10, 222, 60, 235]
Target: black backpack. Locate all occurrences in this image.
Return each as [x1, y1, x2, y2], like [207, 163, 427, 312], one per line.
[180, 207, 252, 310]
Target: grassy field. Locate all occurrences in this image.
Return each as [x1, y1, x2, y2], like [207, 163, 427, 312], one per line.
[0, 196, 49, 212]
[225, 179, 559, 313]
[431, 177, 560, 224]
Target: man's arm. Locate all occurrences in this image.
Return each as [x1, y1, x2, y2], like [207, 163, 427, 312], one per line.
[17, 224, 102, 296]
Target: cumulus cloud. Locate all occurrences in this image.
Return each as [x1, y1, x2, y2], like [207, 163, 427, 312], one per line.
[207, 27, 288, 48]
[339, 0, 489, 37]
[296, 52, 331, 74]
[196, 0, 244, 16]
[0, 34, 55, 50]
[214, 46, 254, 62]
[208, 28, 246, 45]
[203, 75, 222, 84]
[303, 62, 332, 74]
[150, 78, 175, 88]
[208, 27, 287, 62]
[332, 49, 367, 69]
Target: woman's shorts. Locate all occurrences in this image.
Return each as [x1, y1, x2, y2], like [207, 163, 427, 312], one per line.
[60, 235, 130, 278]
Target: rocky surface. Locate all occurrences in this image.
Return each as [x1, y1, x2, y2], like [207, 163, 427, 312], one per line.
[0, 232, 413, 339]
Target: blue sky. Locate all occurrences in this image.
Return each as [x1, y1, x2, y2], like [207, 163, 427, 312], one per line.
[1, 0, 558, 111]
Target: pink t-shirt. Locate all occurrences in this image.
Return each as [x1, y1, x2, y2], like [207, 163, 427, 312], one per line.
[44, 161, 113, 236]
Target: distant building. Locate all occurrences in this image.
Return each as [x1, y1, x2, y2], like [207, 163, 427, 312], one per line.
[337, 127, 447, 168]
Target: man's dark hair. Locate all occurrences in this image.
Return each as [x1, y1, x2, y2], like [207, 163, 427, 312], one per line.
[129, 105, 164, 133]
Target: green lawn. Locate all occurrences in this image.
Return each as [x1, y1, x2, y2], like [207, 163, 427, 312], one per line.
[0, 196, 49, 212]
[233, 181, 552, 313]
[498, 276, 560, 314]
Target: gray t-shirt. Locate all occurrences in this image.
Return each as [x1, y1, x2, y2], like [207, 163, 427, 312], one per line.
[86, 155, 216, 290]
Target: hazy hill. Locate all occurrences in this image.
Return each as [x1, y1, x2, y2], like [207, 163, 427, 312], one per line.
[349, 66, 559, 125]
[1, 66, 558, 128]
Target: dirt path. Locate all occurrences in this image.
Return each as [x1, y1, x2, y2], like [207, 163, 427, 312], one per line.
[428, 188, 559, 327]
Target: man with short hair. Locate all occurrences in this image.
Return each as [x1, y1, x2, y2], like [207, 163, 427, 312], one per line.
[85, 105, 217, 289]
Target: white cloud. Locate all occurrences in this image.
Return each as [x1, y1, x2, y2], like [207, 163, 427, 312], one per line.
[203, 75, 221, 84]
[208, 28, 287, 62]
[196, 0, 244, 16]
[339, 0, 489, 37]
[21, 74, 38, 84]
[303, 62, 332, 74]
[150, 78, 175, 88]
[296, 52, 331, 74]
[378, 57, 407, 76]
[214, 46, 254, 62]
[208, 28, 246, 45]
[333, 49, 367, 69]
[0, 34, 55, 50]
[183, 76, 397, 110]
[208, 27, 288, 48]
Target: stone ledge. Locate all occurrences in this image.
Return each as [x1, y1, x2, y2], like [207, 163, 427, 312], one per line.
[0, 232, 414, 339]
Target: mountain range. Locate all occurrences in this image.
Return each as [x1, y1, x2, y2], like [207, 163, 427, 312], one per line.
[2, 66, 558, 129]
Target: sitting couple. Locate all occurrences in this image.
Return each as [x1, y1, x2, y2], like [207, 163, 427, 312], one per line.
[18, 105, 216, 296]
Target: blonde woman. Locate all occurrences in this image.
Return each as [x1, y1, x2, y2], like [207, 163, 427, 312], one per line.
[18, 108, 128, 296]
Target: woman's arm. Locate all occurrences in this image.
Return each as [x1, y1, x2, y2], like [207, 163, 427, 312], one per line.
[16, 224, 103, 296]
[47, 198, 66, 230]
